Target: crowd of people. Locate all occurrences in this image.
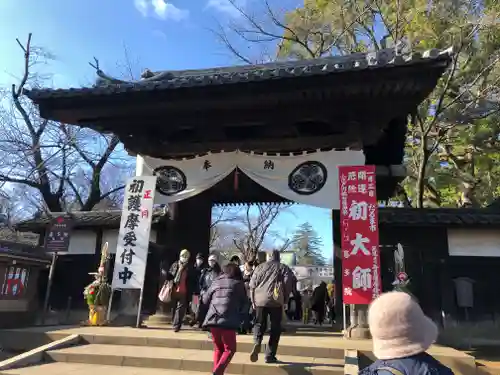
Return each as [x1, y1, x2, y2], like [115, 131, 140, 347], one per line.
[161, 248, 455, 375]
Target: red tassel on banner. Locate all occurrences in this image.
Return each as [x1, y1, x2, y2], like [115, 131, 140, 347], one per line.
[233, 168, 239, 191]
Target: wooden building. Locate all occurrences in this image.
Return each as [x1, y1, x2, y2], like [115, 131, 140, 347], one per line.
[16, 209, 169, 312]
[336, 206, 500, 343]
[24, 48, 452, 324]
[0, 240, 50, 328]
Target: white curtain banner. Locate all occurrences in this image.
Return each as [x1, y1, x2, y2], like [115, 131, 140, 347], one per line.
[142, 152, 237, 204]
[238, 150, 365, 209]
[138, 149, 365, 209]
[112, 176, 157, 290]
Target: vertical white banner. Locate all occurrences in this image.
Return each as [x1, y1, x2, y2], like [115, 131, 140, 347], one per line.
[112, 176, 157, 289]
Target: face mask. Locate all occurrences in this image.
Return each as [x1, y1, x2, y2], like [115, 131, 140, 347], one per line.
[180, 256, 189, 264]
[196, 259, 203, 267]
[208, 260, 216, 268]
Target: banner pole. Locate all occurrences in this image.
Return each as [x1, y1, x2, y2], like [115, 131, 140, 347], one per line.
[41, 252, 58, 325]
[106, 289, 114, 323]
[136, 287, 145, 328]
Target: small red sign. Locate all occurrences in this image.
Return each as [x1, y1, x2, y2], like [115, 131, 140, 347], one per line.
[338, 165, 382, 305]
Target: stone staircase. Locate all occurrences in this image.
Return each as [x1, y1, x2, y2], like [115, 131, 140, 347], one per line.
[2, 328, 346, 375]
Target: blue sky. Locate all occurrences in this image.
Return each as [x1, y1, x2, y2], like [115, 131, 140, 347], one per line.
[0, 0, 332, 258]
[213, 204, 334, 262]
[0, 0, 299, 87]
[270, 205, 334, 261]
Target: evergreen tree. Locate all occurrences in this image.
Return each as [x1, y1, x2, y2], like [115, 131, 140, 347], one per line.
[291, 222, 326, 265]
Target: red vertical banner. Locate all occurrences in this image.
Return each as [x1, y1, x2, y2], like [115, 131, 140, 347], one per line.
[338, 165, 382, 305]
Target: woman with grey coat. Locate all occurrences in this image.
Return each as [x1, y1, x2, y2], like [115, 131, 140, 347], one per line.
[202, 263, 247, 375]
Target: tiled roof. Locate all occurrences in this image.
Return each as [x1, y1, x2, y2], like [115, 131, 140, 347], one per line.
[15, 208, 169, 231]
[24, 47, 453, 100]
[379, 208, 500, 226]
[18, 206, 500, 232]
[0, 240, 51, 263]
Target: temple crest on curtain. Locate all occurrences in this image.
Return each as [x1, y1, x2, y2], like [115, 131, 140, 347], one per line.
[139, 149, 365, 210]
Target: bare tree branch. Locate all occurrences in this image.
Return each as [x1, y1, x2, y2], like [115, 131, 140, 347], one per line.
[0, 34, 133, 215]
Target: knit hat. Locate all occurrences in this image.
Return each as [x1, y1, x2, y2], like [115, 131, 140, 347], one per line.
[180, 249, 190, 258]
[368, 292, 438, 360]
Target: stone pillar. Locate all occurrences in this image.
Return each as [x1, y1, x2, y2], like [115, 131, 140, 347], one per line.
[114, 289, 141, 326]
[345, 304, 371, 339]
[146, 203, 178, 327]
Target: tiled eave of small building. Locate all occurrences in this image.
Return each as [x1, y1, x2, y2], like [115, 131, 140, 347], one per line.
[24, 47, 453, 100]
[378, 207, 500, 227]
[0, 240, 51, 265]
[15, 206, 500, 233]
[15, 208, 169, 232]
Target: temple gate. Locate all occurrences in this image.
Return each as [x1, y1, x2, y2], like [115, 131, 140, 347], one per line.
[25, 48, 452, 336]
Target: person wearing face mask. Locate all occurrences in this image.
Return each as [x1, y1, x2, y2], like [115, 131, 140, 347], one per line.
[200, 254, 222, 295]
[195, 253, 205, 269]
[166, 249, 197, 332]
[196, 254, 222, 329]
[240, 260, 255, 334]
[189, 253, 206, 326]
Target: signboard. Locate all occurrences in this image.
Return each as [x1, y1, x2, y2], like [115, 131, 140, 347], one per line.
[44, 215, 74, 253]
[338, 165, 382, 304]
[111, 176, 157, 289]
[2, 266, 29, 297]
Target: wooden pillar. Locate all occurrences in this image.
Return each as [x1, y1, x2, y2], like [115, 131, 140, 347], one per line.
[332, 211, 343, 325]
[334, 245, 343, 325]
[146, 193, 212, 326]
[174, 191, 212, 259]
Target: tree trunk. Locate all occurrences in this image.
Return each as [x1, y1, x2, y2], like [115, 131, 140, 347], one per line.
[415, 142, 430, 209]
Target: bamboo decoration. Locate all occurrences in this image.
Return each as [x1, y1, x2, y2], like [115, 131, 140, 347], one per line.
[83, 241, 112, 326]
[98, 242, 109, 276]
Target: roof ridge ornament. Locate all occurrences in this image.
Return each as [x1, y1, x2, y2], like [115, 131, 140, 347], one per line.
[89, 57, 175, 87]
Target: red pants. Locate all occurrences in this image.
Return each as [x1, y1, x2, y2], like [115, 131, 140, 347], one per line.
[210, 327, 237, 375]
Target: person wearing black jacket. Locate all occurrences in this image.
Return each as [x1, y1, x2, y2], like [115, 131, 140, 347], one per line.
[196, 254, 222, 327]
[189, 253, 206, 325]
[241, 260, 255, 334]
[311, 282, 329, 325]
[166, 249, 198, 332]
[202, 263, 247, 375]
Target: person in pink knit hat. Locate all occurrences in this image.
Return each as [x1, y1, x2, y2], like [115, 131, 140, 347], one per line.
[359, 292, 454, 375]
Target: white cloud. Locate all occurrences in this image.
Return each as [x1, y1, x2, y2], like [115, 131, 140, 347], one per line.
[134, 0, 149, 17]
[134, 0, 189, 21]
[206, 0, 246, 18]
[152, 0, 189, 21]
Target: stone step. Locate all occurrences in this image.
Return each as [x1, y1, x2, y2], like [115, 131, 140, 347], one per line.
[45, 344, 345, 375]
[1, 362, 205, 375]
[78, 329, 345, 359]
